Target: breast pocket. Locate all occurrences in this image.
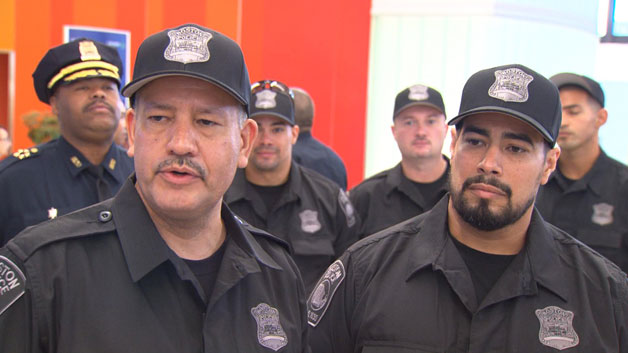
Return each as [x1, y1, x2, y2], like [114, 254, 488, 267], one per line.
[576, 229, 623, 249]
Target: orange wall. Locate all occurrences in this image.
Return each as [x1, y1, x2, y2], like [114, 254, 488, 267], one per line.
[6, 0, 370, 186]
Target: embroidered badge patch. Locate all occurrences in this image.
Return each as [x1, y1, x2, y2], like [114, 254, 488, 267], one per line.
[338, 190, 356, 227]
[591, 203, 614, 226]
[307, 259, 345, 327]
[408, 84, 429, 101]
[299, 209, 321, 233]
[0, 256, 26, 316]
[251, 303, 288, 351]
[488, 68, 534, 103]
[255, 90, 277, 109]
[79, 40, 101, 61]
[164, 26, 213, 64]
[535, 306, 579, 350]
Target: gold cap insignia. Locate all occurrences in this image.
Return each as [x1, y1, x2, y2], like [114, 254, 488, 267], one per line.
[79, 41, 101, 61]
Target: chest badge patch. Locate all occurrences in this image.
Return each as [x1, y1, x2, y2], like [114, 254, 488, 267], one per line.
[307, 259, 345, 327]
[591, 202, 614, 226]
[251, 303, 288, 351]
[299, 209, 321, 233]
[0, 256, 26, 316]
[535, 306, 579, 350]
[488, 67, 534, 103]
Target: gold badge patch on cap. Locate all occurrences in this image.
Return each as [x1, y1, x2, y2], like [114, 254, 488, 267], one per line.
[79, 41, 102, 61]
[164, 26, 213, 64]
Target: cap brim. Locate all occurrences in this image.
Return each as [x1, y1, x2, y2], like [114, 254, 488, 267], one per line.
[394, 102, 445, 118]
[447, 106, 554, 144]
[249, 111, 294, 125]
[122, 71, 247, 106]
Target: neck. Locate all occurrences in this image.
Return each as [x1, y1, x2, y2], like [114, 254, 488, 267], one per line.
[401, 155, 447, 183]
[446, 198, 531, 255]
[558, 142, 600, 180]
[245, 163, 291, 186]
[151, 203, 226, 260]
[63, 135, 113, 166]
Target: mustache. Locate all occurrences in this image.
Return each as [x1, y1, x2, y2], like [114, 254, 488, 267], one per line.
[461, 175, 512, 197]
[254, 146, 278, 154]
[156, 157, 206, 179]
[83, 100, 115, 114]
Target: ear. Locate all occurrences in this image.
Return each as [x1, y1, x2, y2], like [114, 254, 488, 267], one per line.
[291, 124, 300, 144]
[125, 108, 137, 158]
[237, 118, 259, 168]
[595, 108, 608, 129]
[449, 128, 459, 158]
[540, 145, 560, 185]
[49, 95, 59, 116]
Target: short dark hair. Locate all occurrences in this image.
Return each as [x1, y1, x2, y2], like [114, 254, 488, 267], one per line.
[291, 87, 314, 129]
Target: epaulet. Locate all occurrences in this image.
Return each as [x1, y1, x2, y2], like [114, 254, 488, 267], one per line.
[6, 199, 116, 261]
[237, 216, 291, 253]
[11, 147, 41, 161]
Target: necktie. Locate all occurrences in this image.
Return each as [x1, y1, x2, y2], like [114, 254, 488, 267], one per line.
[87, 165, 111, 201]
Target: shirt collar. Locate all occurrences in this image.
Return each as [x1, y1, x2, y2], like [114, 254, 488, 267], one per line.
[549, 149, 610, 196]
[387, 157, 450, 201]
[405, 195, 570, 302]
[225, 162, 301, 205]
[113, 175, 281, 283]
[58, 136, 128, 182]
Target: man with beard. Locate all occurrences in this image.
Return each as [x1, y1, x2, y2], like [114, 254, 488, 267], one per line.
[536, 73, 628, 273]
[0, 39, 133, 245]
[349, 84, 450, 237]
[225, 80, 359, 292]
[307, 64, 628, 352]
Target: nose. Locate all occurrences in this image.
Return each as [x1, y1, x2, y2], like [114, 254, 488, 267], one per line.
[256, 127, 272, 145]
[166, 119, 198, 156]
[477, 144, 502, 175]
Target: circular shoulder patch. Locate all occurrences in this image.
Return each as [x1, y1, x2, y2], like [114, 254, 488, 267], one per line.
[307, 259, 345, 327]
[0, 256, 26, 316]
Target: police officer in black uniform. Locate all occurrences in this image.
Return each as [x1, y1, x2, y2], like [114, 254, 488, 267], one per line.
[308, 64, 628, 352]
[291, 87, 348, 190]
[536, 73, 628, 273]
[0, 23, 308, 352]
[225, 81, 359, 292]
[0, 39, 133, 245]
[349, 84, 450, 237]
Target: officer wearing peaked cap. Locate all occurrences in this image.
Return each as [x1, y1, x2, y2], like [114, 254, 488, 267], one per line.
[225, 80, 360, 293]
[308, 64, 628, 352]
[0, 24, 308, 353]
[536, 72, 628, 273]
[0, 38, 133, 245]
[349, 84, 450, 238]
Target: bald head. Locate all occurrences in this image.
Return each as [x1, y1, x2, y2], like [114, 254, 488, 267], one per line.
[291, 87, 315, 132]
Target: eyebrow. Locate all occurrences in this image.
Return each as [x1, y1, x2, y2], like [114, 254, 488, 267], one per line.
[562, 104, 581, 110]
[141, 102, 221, 115]
[463, 124, 534, 145]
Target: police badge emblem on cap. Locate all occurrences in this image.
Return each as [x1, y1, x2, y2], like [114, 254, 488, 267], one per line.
[488, 68, 534, 103]
[255, 90, 278, 109]
[535, 306, 579, 350]
[251, 303, 288, 351]
[164, 26, 213, 64]
[408, 84, 430, 101]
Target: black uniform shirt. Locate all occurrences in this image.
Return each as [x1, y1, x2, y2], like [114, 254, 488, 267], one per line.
[536, 149, 628, 273]
[225, 162, 359, 292]
[308, 196, 628, 353]
[293, 131, 348, 190]
[0, 177, 309, 353]
[0, 137, 133, 245]
[349, 158, 449, 237]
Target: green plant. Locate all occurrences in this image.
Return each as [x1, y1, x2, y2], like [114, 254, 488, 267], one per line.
[22, 110, 60, 144]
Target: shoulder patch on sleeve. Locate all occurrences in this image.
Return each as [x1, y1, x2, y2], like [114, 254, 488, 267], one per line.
[338, 190, 356, 227]
[0, 256, 26, 316]
[307, 259, 345, 327]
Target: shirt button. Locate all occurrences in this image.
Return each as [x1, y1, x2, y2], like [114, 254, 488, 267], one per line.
[98, 211, 113, 222]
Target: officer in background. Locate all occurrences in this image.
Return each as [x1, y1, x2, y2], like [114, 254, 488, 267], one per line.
[0, 125, 10, 160]
[349, 84, 449, 237]
[308, 64, 628, 352]
[0, 39, 133, 245]
[225, 80, 359, 292]
[0, 23, 308, 352]
[536, 73, 628, 273]
[291, 87, 348, 190]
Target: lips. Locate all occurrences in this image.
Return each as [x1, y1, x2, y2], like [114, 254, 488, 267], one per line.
[467, 183, 508, 198]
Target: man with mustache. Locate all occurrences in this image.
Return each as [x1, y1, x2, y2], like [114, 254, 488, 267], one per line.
[0, 24, 309, 352]
[307, 64, 628, 352]
[225, 80, 359, 292]
[536, 73, 628, 273]
[0, 39, 133, 245]
[349, 84, 449, 238]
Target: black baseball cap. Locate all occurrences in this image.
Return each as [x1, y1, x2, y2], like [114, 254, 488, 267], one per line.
[393, 84, 446, 119]
[549, 72, 605, 107]
[250, 80, 295, 125]
[122, 23, 250, 111]
[33, 38, 123, 104]
[448, 64, 562, 146]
